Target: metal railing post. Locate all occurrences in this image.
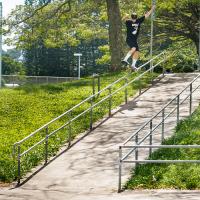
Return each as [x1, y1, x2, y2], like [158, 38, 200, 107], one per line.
[92, 76, 95, 95]
[139, 79, 142, 95]
[45, 127, 49, 164]
[149, 120, 153, 156]
[177, 95, 180, 123]
[189, 83, 192, 115]
[162, 109, 165, 142]
[108, 87, 112, 117]
[12, 75, 14, 86]
[68, 111, 72, 147]
[135, 133, 139, 167]
[90, 98, 93, 130]
[17, 145, 21, 185]
[98, 76, 100, 94]
[118, 146, 122, 193]
[125, 78, 128, 104]
[162, 66, 165, 78]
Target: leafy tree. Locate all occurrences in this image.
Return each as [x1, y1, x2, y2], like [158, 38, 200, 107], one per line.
[4, 0, 199, 74]
[2, 55, 25, 75]
[142, 0, 199, 55]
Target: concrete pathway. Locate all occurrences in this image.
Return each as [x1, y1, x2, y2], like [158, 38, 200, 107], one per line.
[1, 73, 200, 200]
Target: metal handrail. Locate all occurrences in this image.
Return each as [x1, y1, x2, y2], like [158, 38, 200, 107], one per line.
[121, 144, 200, 149]
[121, 75, 200, 160]
[13, 50, 169, 184]
[14, 51, 166, 146]
[118, 73, 200, 192]
[123, 73, 200, 145]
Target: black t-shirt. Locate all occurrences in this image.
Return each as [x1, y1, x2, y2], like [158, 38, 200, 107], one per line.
[126, 16, 145, 40]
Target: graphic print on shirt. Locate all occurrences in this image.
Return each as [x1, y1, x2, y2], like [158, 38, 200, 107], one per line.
[132, 23, 139, 35]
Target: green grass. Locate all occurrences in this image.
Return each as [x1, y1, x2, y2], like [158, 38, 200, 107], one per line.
[125, 107, 200, 190]
[0, 70, 157, 182]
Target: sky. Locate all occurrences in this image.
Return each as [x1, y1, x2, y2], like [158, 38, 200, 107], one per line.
[1, 0, 25, 50]
[1, 0, 24, 17]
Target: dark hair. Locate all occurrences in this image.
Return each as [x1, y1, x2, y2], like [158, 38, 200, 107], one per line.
[131, 13, 137, 20]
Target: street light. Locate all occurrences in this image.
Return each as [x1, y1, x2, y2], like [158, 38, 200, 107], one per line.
[150, 0, 156, 71]
[0, 2, 2, 88]
[74, 53, 82, 79]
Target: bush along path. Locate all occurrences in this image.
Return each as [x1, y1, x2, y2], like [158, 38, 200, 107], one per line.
[0, 70, 156, 183]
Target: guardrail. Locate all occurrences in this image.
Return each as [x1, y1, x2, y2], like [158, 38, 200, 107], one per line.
[118, 73, 200, 192]
[13, 50, 170, 184]
[2, 75, 77, 85]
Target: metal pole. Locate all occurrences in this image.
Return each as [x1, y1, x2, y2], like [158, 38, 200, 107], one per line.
[162, 109, 165, 142]
[177, 95, 180, 123]
[125, 78, 128, 104]
[17, 145, 21, 185]
[98, 76, 100, 93]
[78, 56, 81, 80]
[68, 111, 72, 147]
[150, 0, 156, 71]
[90, 98, 93, 130]
[0, 2, 2, 88]
[139, 79, 142, 95]
[108, 87, 112, 117]
[74, 53, 82, 80]
[149, 120, 153, 156]
[135, 133, 139, 167]
[118, 146, 122, 193]
[92, 76, 95, 95]
[45, 127, 49, 164]
[150, 17, 154, 70]
[189, 83, 192, 115]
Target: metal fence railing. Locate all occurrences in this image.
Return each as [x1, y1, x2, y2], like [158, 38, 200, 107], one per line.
[118, 73, 200, 192]
[2, 75, 77, 86]
[13, 50, 172, 184]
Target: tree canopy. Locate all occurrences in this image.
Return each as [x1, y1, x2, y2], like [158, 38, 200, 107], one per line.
[3, 0, 199, 74]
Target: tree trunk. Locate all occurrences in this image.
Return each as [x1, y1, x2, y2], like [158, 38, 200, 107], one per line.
[106, 0, 123, 71]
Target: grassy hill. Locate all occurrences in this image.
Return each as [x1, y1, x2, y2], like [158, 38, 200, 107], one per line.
[0, 71, 156, 183]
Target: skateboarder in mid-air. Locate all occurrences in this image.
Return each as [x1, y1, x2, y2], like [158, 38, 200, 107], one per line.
[122, 5, 155, 71]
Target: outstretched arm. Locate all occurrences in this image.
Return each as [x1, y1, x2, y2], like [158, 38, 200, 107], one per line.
[144, 5, 156, 18]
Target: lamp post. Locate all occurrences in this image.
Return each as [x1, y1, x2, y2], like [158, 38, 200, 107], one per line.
[150, 0, 156, 71]
[74, 53, 82, 79]
[0, 2, 2, 88]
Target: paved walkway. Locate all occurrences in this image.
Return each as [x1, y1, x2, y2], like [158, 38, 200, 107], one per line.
[1, 73, 200, 200]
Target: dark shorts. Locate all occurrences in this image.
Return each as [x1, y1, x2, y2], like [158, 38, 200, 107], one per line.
[126, 39, 139, 51]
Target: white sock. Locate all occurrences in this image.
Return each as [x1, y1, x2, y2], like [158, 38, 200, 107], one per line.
[123, 51, 132, 61]
[131, 59, 137, 68]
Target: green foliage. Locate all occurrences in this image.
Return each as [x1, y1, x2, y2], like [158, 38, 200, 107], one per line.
[4, 0, 198, 75]
[125, 107, 200, 190]
[2, 55, 25, 75]
[0, 70, 157, 182]
[96, 45, 111, 65]
[163, 41, 198, 73]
